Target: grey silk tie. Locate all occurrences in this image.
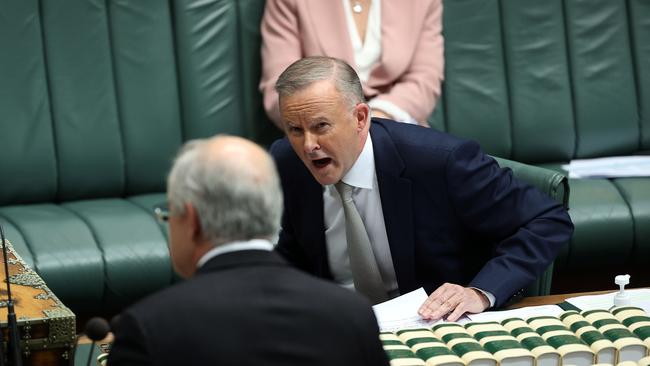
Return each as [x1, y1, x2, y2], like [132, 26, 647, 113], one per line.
[335, 182, 388, 304]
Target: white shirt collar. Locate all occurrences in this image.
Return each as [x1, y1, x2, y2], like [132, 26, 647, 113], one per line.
[340, 132, 375, 189]
[196, 239, 275, 269]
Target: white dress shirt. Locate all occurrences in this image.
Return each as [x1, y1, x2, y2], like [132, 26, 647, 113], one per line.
[341, 0, 417, 124]
[196, 239, 275, 269]
[324, 133, 399, 296]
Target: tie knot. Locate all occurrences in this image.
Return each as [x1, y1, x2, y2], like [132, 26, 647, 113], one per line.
[335, 182, 354, 202]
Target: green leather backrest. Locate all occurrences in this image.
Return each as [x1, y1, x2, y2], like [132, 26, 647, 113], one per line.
[109, 0, 183, 195]
[237, 0, 283, 146]
[42, 0, 125, 201]
[5, 0, 645, 207]
[630, 0, 650, 150]
[566, 0, 638, 158]
[0, 0, 281, 207]
[0, 0, 58, 205]
[440, 0, 512, 159]
[432, 0, 649, 163]
[173, 0, 244, 140]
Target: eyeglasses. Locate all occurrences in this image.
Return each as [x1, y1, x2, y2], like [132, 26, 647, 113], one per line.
[153, 202, 170, 223]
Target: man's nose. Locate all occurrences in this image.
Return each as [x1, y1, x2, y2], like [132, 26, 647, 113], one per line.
[303, 132, 319, 153]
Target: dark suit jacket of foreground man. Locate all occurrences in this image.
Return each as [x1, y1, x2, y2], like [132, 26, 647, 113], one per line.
[108, 250, 389, 366]
[271, 119, 573, 308]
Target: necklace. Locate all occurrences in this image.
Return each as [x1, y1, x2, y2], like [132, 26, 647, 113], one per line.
[352, 0, 363, 14]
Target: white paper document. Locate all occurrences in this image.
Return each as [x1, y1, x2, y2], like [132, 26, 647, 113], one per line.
[562, 156, 650, 178]
[564, 288, 650, 313]
[372, 288, 650, 333]
[372, 288, 469, 332]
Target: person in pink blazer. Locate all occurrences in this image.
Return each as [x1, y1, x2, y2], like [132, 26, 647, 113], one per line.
[260, 0, 444, 128]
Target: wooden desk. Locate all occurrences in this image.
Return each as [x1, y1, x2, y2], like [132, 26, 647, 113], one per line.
[508, 289, 612, 308]
[508, 288, 648, 309]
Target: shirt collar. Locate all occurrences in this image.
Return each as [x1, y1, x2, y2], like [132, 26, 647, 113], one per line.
[340, 132, 375, 189]
[196, 239, 275, 269]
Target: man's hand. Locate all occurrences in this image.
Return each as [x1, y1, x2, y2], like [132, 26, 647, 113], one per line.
[417, 283, 490, 322]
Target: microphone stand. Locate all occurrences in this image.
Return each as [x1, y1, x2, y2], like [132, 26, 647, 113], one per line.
[0, 226, 21, 366]
[83, 318, 110, 366]
[0, 321, 4, 366]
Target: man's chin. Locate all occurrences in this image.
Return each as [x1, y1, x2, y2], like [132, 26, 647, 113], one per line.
[310, 169, 340, 186]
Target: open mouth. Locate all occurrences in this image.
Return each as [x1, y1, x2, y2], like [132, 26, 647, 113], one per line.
[312, 157, 332, 169]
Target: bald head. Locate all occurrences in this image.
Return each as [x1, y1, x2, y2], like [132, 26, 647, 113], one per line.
[167, 135, 283, 245]
[200, 135, 276, 184]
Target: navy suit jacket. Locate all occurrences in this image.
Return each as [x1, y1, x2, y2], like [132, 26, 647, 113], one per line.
[270, 119, 573, 307]
[108, 250, 388, 366]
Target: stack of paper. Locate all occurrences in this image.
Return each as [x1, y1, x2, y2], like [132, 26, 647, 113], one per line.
[561, 156, 650, 178]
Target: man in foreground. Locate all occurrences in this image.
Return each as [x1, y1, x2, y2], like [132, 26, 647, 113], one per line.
[270, 56, 574, 321]
[108, 135, 389, 366]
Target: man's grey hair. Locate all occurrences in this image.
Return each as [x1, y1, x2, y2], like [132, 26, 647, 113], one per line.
[167, 136, 283, 245]
[275, 56, 365, 107]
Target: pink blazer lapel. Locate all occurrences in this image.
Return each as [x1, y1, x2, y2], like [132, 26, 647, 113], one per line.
[305, 0, 355, 66]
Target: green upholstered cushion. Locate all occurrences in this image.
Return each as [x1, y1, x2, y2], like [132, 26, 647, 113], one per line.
[612, 178, 650, 270]
[0, 0, 57, 205]
[439, 0, 646, 162]
[441, 0, 511, 158]
[129, 193, 185, 284]
[0, 218, 34, 269]
[62, 199, 172, 306]
[0, 205, 104, 309]
[237, 0, 283, 146]
[127, 193, 169, 239]
[500, 0, 574, 163]
[629, 0, 650, 150]
[173, 0, 245, 140]
[561, 179, 634, 271]
[41, 0, 125, 201]
[0, 196, 173, 311]
[531, 165, 646, 290]
[564, 0, 639, 158]
[109, 0, 183, 195]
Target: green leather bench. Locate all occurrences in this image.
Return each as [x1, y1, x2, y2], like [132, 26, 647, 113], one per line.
[429, 0, 650, 292]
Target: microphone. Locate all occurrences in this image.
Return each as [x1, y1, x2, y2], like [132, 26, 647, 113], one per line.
[84, 317, 110, 366]
[93, 315, 121, 366]
[0, 225, 21, 366]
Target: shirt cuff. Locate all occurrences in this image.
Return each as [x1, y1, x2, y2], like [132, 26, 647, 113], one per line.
[470, 287, 496, 308]
[368, 99, 418, 125]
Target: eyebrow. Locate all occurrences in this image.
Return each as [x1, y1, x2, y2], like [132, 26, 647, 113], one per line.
[309, 117, 330, 126]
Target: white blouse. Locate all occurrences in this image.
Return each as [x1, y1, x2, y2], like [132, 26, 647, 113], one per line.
[341, 0, 417, 124]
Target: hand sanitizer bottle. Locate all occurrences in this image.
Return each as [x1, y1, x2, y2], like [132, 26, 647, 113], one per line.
[613, 274, 631, 308]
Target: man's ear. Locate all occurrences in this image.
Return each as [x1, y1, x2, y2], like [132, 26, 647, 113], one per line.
[355, 102, 370, 132]
[184, 203, 203, 242]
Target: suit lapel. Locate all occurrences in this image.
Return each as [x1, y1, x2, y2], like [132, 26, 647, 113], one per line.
[306, 0, 355, 66]
[370, 121, 416, 292]
[301, 177, 331, 278]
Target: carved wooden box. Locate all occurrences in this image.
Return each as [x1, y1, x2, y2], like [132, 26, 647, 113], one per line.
[1, 240, 76, 366]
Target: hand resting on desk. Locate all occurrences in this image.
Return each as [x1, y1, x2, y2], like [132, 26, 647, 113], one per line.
[418, 283, 490, 321]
